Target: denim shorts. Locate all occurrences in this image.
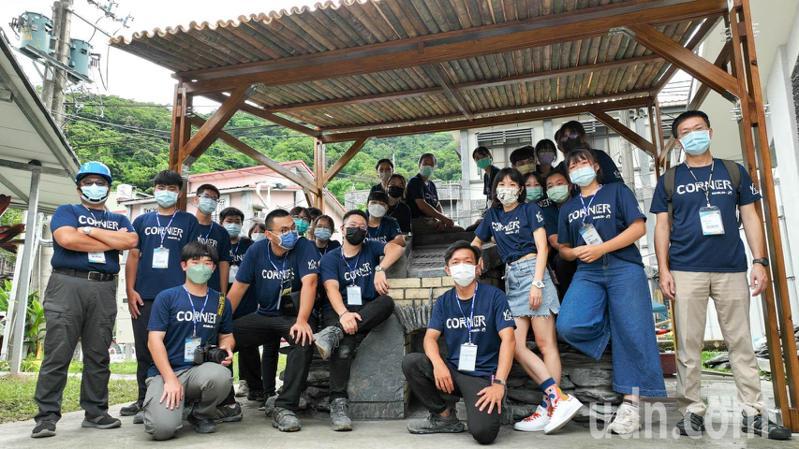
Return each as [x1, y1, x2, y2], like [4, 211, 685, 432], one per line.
[504, 256, 559, 318]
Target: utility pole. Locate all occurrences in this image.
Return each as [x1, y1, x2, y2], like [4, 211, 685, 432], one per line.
[41, 0, 72, 127]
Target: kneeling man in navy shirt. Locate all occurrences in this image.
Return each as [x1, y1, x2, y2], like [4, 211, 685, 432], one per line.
[143, 241, 234, 440]
[403, 240, 515, 445]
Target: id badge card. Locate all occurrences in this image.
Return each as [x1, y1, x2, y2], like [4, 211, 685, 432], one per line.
[184, 336, 201, 363]
[699, 206, 725, 236]
[88, 251, 106, 264]
[579, 223, 604, 246]
[458, 342, 478, 372]
[229, 264, 239, 280]
[152, 246, 169, 269]
[346, 285, 362, 306]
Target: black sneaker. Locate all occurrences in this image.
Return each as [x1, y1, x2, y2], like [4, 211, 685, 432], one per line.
[31, 421, 56, 439]
[272, 407, 301, 432]
[188, 414, 217, 434]
[741, 413, 792, 440]
[247, 390, 266, 403]
[81, 414, 122, 429]
[407, 410, 465, 434]
[675, 412, 705, 436]
[313, 326, 343, 360]
[216, 402, 243, 423]
[120, 401, 141, 416]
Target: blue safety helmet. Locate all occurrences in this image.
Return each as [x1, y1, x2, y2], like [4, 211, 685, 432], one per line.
[76, 161, 112, 185]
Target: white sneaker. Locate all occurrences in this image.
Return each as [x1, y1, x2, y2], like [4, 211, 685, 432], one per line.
[607, 402, 640, 435]
[544, 394, 583, 434]
[513, 405, 551, 432]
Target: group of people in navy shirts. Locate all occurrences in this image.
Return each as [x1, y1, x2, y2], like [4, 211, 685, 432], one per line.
[29, 110, 790, 443]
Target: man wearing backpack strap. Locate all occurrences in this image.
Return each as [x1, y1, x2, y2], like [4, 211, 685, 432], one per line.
[650, 110, 790, 441]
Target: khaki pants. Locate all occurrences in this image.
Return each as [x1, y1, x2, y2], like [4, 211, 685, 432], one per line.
[672, 271, 763, 416]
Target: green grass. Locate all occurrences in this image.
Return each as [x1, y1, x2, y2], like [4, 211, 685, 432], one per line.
[0, 375, 137, 423]
[0, 359, 138, 375]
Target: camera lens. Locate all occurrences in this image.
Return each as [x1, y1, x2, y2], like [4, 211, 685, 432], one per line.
[206, 347, 227, 364]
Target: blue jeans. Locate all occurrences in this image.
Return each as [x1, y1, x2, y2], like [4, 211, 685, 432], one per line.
[556, 257, 666, 397]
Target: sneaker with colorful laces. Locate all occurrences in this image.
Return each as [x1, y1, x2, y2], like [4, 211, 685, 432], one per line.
[513, 404, 551, 432]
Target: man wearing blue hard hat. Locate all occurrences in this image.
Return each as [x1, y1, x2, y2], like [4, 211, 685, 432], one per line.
[32, 161, 139, 439]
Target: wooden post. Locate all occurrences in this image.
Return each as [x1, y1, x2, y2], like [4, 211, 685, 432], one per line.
[168, 83, 192, 210]
[647, 104, 662, 178]
[731, 0, 799, 429]
[313, 139, 325, 211]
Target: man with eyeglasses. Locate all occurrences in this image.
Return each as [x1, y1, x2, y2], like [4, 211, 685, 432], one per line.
[32, 162, 139, 439]
[222, 208, 320, 432]
[192, 184, 231, 298]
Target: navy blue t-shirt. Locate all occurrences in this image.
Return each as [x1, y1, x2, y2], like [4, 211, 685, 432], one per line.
[196, 222, 232, 292]
[229, 238, 253, 270]
[315, 239, 341, 256]
[387, 201, 412, 233]
[428, 283, 515, 378]
[50, 204, 134, 274]
[147, 285, 233, 377]
[369, 183, 386, 195]
[475, 202, 545, 264]
[320, 240, 386, 308]
[366, 216, 402, 244]
[235, 238, 320, 316]
[229, 238, 255, 318]
[537, 198, 559, 236]
[133, 211, 200, 300]
[557, 182, 646, 266]
[556, 148, 623, 185]
[650, 160, 760, 272]
[406, 174, 440, 218]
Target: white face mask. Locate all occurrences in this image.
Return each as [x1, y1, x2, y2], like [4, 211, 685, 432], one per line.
[449, 263, 476, 287]
[368, 203, 387, 218]
[496, 187, 519, 206]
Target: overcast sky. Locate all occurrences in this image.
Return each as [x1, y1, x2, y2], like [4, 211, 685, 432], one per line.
[1, 0, 318, 108]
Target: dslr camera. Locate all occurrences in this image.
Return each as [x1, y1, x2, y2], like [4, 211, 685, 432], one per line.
[193, 345, 228, 365]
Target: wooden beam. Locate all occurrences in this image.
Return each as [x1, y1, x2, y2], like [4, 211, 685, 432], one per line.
[589, 109, 657, 156]
[204, 93, 321, 137]
[322, 96, 651, 143]
[267, 55, 662, 114]
[168, 84, 189, 172]
[627, 23, 739, 102]
[179, 0, 726, 93]
[324, 138, 367, 183]
[188, 116, 317, 193]
[688, 41, 732, 110]
[313, 139, 325, 210]
[182, 85, 250, 163]
[320, 89, 654, 134]
[425, 64, 472, 119]
[653, 15, 721, 92]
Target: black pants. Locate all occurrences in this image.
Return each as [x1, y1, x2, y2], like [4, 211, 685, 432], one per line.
[227, 312, 313, 410]
[237, 337, 281, 396]
[132, 299, 154, 404]
[402, 353, 501, 445]
[34, 273, 117, 422]
[321, 294, 395, 400]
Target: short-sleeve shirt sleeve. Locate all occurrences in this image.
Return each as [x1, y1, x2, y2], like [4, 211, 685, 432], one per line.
[428, 296, 445, 331]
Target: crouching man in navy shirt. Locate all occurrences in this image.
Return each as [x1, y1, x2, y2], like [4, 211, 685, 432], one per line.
[143, 241, 234, 440]
[225, 208, 320, 432]
[314, 209, 404, 431]
[403, 241, 515, 445]
[32, 162, 138, 439]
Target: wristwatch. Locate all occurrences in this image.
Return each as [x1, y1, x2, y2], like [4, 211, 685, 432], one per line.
[492, 377, 506, 387]
[532, 279, 545, 289]
[752, 258, 769, 267]
[375, 265, 384, 273]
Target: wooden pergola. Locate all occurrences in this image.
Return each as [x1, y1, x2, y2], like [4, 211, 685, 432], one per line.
[111, 0, 799, 429]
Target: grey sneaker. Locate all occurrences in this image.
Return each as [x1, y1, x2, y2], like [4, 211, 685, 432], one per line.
[330, 398, 353, 431]
[272, 407, 301, 432]
[120, 401, 141, 416]
[235, 380, 249, 398]
[407, 410, 465, 434]
[188, 414, 216, 434]
[216, 402, 243, 423]
[133, 411, 144, 425]
[31, 421, 56, 438]
[82, 413, 122, 429]
[313, 326, 344, 360]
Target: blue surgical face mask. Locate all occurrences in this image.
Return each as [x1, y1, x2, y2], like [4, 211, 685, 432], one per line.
[526, 186, 543, 202]
[293, 218, 309, 235]
[80, 184, 109, 204]
[251, 233, 265, 242]
[419, 165, 435, 178]
[186, 264, 213, 284]
[224, 223, 242, 237]
[547, 185, 570, 203]
[197, 196, 217, 215]
[680, 129, 711, 156]
[569, 166, 597, 187]
[154, 189, 178, 208]
[278, 230, 299, 250]
[314, 227, 332, 241]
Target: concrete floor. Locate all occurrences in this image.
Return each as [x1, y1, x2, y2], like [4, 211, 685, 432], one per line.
[0, 375, 794, 449]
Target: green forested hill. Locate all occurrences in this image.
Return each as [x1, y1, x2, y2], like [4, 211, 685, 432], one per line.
[63, 94, 461, 203]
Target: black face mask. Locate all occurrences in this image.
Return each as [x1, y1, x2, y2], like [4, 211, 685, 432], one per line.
[388, 186, 404, 199]
[345, 226, 367, 245]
